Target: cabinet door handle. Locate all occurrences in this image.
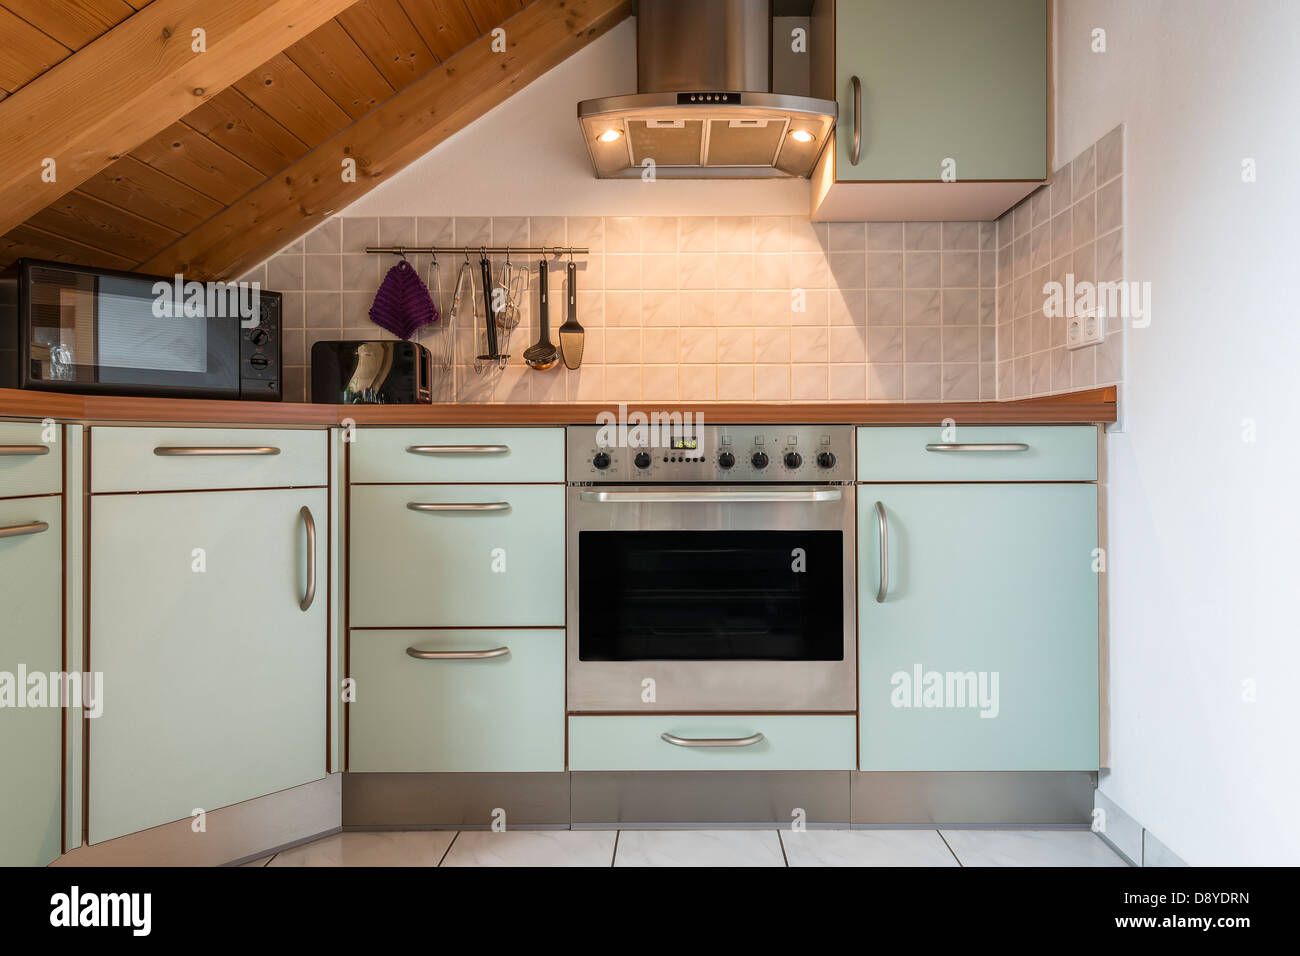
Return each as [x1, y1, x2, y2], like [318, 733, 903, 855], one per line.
[406, 445, 509, 455]
[406, 646, 510, 660]
[925, 443, 1029, 452]
[0, 445, 50, 457]
[874, 500, 888, 604]
[407, 501, 511, 513]
[154, 446, 281, 456]
[660, 731, 765, 749]
[0, 520, 48, 539]
[299, 506, 316, 612]
[850, 75, 862, 165]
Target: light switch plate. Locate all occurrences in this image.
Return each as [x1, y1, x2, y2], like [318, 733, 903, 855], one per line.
[1066, 311, 1105, 350]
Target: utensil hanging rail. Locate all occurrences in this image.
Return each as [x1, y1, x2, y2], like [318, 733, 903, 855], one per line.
[366, 246, 590, 256]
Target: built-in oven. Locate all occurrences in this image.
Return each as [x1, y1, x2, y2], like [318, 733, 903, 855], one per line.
[566, 424, 855, 712]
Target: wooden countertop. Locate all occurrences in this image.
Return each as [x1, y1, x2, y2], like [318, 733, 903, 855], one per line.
[0, 386, 1117, 426]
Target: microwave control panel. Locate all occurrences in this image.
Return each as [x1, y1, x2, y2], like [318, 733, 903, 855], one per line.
[239, 291, 281, 400]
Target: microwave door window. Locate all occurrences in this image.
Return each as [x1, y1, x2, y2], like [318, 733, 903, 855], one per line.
[95, 277, 206, 383]
[578, 530, 844, 662]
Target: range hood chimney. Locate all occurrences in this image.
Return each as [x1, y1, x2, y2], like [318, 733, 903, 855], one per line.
[578, 0, 837, 179]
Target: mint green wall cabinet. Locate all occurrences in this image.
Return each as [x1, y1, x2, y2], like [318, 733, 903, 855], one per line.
[833, 0, 1048, 182]
[349, 629, 564, 772]
[858, 484, 1098, 771]
[0, 495, 62, 867]
[88, 488, 327, 845]
[349, 484, 565, 628]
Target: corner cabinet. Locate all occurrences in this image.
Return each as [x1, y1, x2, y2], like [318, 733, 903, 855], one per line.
[87, 428, 329, 845]
[856, 427, 1100, 771]
[810, 0, 1050, 220]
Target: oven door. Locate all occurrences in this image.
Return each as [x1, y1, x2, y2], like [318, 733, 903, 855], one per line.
[567, 484, 855, 712]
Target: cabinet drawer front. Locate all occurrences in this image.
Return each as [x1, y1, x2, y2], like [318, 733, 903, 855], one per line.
[568, 716, 856, 771]
[350, 484, 564, 627]
[91, 426, 327, 492]
[0, 422, 61, 499]
[0, 496, 62, 866]
[349, 629, 564, 772]
[350, 427, 564, 484]
[856, 426, 1097, 482]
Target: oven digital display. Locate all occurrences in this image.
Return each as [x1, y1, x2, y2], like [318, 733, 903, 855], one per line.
[670, 438, 698, 450]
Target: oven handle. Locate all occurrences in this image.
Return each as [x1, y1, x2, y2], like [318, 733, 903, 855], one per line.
[578, 489, 842, 504]
[660, 731, 765, 749]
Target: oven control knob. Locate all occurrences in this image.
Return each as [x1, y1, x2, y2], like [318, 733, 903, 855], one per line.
[592, 452, 611, 470]
[633, 452, 652, 469]
[783, 452, 803, 469]
[750, 451, 769, 469]
[816, 451, 837, 469]
[717, 451, 735, 469]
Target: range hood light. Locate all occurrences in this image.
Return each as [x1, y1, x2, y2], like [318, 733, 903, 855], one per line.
[789, 129, 815, 143]
[599, 128, 623, 143]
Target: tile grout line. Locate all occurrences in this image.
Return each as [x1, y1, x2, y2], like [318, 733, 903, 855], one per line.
[936, 830, 964, 867]
[436, 831, 461, 868]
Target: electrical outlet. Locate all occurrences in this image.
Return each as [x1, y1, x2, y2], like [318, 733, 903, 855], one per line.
[1066, 312, 1105, 350]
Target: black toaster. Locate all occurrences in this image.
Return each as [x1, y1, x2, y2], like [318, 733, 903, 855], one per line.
[310, 340, 433, 404]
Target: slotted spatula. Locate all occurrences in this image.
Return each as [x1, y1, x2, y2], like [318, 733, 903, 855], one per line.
[558, 259, 584, 369]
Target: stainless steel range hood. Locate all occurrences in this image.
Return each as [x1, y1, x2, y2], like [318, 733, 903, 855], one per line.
[578, 0, 836, 180]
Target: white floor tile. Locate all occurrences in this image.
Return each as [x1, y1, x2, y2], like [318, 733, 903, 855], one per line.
[266, 830, 455, 867]
[782, 829, 959, 867]
[940, 829, 1130, 867]
[614, 829, 786, 867]
[440, 830, 616, 867]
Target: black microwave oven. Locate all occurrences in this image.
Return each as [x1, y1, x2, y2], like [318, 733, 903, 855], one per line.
[0, 258, 281, 400]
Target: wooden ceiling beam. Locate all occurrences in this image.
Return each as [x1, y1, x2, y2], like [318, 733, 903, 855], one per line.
[140, 0, 632, 280]
[0, 0, 360, 236]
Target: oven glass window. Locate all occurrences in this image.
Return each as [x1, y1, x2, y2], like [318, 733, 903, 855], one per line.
[579, 530, 843, 661]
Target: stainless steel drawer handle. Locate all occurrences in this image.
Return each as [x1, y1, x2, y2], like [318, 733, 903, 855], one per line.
[924, 443, 1030, 453]
[660, 732, 765, 749]
[850, 75, 862, 165]
[407, 502, 511, 513]
[406, 445, 509, 455]
[154, 446, 281, 456]
[875, 500, 888, 604]
[0, 445, 50, 457]
[0, 520, 49, 539]
[299, 506, 316, 612]
[406, 646, 510, 660]
[579, 489, 841, 504]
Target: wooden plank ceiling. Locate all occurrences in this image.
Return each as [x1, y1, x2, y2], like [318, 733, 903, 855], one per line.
[0, 0, 624, 279]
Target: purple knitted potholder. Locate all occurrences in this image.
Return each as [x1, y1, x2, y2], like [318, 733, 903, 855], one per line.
[369, 259, 438, 340]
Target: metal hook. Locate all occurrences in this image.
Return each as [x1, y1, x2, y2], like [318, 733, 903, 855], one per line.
[396, 248, 408, 262]
[567, 246, 575, 264]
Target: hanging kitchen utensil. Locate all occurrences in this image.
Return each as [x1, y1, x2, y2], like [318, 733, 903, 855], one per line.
[558, 253, 585, 370]
[523, 257, 558, 370]
[427, 252, 453, 373]
[449, 252, 476, 373]
[369, 255, 437, 340]
[495, 248, 524, 363]
[476, 249, 504, 370]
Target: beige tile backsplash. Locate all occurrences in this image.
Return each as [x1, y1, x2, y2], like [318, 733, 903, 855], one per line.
[996, 125, 1125, 399]
[251, 215, 999, 404]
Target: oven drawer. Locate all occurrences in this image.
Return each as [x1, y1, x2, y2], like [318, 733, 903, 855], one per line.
[350, 427, 564, 484]
[0, 422, 61, 499]
[350, 483, 564, 627]
[856, 426, 1097, 482]
[567, 715, 856, 771]
[349, 629, 564, 772]
[91, 426, 327, 492]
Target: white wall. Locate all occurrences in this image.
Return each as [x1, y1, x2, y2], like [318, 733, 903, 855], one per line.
[344, 19, 811, 218]
[1056, 0, 1300, 864]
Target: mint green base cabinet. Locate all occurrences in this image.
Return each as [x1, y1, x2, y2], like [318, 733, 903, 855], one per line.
[568, 716, 856, 771]
[858, 484, 1098, 771]
[89, 489, 327, 845]
[834, 0, 1048, 182]
[0, 496, 62, 866]
[349, 629, 564, 772]
[349, 484, 564, 628]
